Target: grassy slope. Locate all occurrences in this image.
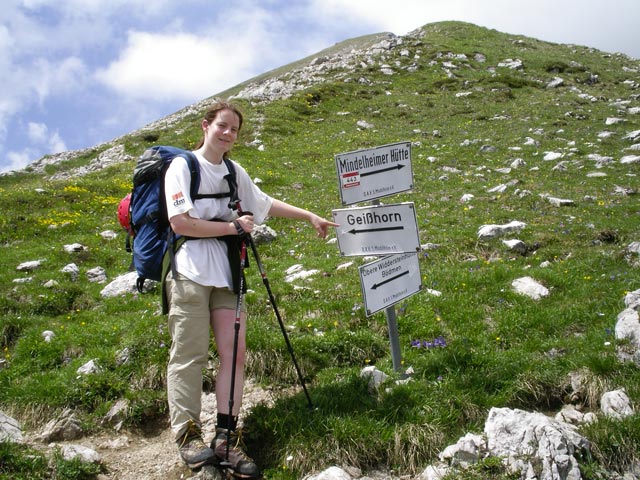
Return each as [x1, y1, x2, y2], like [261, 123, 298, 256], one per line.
[1, 21, 639, 479]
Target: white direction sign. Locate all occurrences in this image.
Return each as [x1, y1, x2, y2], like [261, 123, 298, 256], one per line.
[359, 253, 422, 316]
[335, 141, 413, 205]
[332, 202, 420, 257]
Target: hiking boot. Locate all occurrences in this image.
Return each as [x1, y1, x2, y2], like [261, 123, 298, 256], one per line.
[176, 422, 215, 469]
[211, 427, 260, 478]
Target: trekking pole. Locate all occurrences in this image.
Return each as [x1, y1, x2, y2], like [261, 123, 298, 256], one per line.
[235, 207, 314, 410]
[246, 236, 314, 409]
[221, 235, 248, 468]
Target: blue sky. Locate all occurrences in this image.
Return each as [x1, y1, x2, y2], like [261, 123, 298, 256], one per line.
[1, 0, 639, 173]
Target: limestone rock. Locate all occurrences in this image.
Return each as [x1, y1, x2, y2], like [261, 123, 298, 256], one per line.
[601, 389, 634, 419]
[0, 412, 23, 443]
[512, 277, 549, 300]
[38, 408, 83, 442]
[484, 407, 589, 480]
[477, 221, 526, 240]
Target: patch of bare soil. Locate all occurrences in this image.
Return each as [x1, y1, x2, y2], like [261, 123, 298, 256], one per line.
[40, 380, 285, 480]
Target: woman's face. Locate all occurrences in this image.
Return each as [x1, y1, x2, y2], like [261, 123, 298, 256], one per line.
[203, 108, 240, 153]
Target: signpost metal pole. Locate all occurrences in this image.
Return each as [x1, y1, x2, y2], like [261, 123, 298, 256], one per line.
[371, 198, 403, 373]
[385, 299, 403, 373]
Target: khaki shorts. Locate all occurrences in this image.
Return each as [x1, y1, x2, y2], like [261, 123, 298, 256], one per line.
[166, 272, 246, 313]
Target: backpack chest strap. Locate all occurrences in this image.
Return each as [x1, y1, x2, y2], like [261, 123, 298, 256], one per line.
[194, 192, 232, 200]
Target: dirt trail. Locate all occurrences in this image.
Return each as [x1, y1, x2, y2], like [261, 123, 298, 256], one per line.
[40, 380, 282, 480]
[93, 428, 188, 480]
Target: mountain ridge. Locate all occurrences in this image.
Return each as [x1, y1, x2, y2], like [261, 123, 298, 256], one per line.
[12, 20, 638, 177]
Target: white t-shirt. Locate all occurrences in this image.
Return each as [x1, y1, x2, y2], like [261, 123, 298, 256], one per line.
[164, 152, 272, 288]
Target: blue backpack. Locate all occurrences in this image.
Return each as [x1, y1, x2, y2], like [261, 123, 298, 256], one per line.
[125, 145, 237, 292]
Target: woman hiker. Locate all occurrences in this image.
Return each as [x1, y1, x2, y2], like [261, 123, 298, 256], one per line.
[163, 100, 337, 477]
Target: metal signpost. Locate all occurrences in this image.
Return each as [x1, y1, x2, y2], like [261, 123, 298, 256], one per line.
[358, 252, 422, 316]
[333, 141, 422, 373]
[335, 141, 413, 206]
[332, 202, 421, 257]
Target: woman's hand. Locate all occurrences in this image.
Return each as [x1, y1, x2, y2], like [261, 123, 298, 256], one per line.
[309, 213, 339, 239]
[234, 214, 255, 234]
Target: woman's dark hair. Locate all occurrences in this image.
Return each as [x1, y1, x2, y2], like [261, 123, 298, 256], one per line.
[194, 100, 244, 157]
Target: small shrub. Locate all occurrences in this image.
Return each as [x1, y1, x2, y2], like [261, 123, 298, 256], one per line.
[442, 456, 521, 479]
[140, 132, 160, 143]
[581, 415, 640, 473]
[0, 442, 102, 480]
[51, 448, 103, 479]
[0, 442, 48, 479]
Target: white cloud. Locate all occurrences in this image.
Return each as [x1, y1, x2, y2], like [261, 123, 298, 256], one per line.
[97, 32, 230, 101]
[5, 150, 33, 173]
[0, 54, 86, 153]
[1, 137, 66, 173]
[48, 131, 67, 153]
[5, 0, 186, 56]
[0, 122, 67, 173]
[20, 0, 174, 17]
[94, 2, 345, 103]
[0, 99, 17, 139]
[0, 5, 89, 153]
[28, 122, 49, 143]
[31, 56, 88, 103]
[27, 122, 67, 152]
[308, 0, 460, 34]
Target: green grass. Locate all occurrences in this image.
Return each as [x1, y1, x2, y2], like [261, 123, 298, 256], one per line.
[0, 442, 103, 480]
[1, 21, 639, 479]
